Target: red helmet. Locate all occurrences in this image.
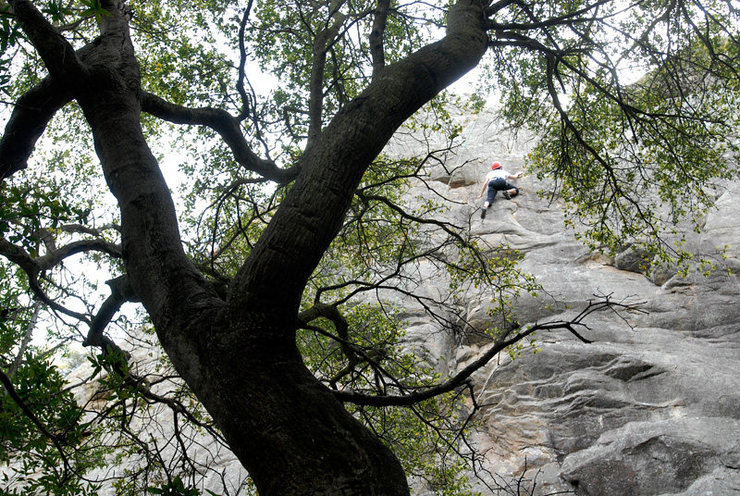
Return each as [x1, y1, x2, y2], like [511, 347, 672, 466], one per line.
[491, 162, 502, 170]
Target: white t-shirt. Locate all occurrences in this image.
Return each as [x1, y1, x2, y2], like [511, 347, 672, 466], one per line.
[485, 169, 511, 182]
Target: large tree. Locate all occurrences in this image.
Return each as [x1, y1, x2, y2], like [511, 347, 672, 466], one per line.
[0, 0, 737, 494]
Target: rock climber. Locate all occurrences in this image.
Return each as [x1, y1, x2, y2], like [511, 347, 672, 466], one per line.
[477, 161, 523, 219]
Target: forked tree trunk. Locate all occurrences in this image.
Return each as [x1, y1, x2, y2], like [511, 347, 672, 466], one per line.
[6, 0, 490, 494]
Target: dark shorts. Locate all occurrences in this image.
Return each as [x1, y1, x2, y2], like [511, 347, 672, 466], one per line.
[486, 178, 518, 203]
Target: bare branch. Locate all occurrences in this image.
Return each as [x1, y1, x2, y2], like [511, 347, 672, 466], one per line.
[298, 302, 361, 387]
[486, 0, 614, 31]
[334, 324, 535, 406]
[334, 297, 642, 406]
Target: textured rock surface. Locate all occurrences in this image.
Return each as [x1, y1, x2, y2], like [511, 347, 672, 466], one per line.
[405, 107, 740, 495]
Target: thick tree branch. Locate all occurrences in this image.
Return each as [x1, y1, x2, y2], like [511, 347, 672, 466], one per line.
[0, 236, 38, 275]
[236, 0, 255, 121]
[334, 297, 642, 406]
[140, 92, 295, 184]
[7, 0, 86, 84]
[0, 77, 73, 181]
[1, 230, 121, 273]
[230, 0, 489, 322]
[37, 238, 122, 268]
[0, 233, 122, 323]
[0, 35, 107, 182]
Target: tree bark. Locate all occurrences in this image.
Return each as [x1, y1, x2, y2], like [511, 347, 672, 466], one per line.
[187, 318, 410, 495]
[5, 0, 489, 494]
[216, 3, 489, 492]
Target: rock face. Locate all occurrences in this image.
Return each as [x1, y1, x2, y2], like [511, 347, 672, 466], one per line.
[404, 107, 740, 495]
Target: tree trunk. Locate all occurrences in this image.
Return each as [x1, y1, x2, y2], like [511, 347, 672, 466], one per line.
[7, 0, 490, 494]
[79, 39, 414, 496]
[184, 318, 410, 495]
